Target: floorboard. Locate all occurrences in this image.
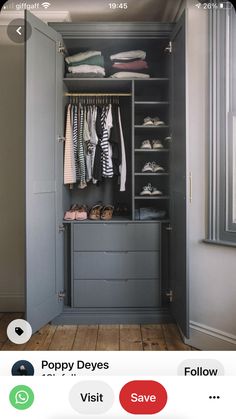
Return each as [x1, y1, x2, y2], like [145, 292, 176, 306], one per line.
[96, 325, 120, 351]
[0, 313, 195, 351]
[48, 325, 78, 351]
[141, 324, 167, 351]
[162, 323, 192, 351]
[72, 325, 98, 351]
[120, 325, 143, 351]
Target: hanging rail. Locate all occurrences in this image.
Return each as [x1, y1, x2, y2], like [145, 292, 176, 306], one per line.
[64, 93, 132, 97]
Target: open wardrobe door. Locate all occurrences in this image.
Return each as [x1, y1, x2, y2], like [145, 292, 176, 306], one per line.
[25, 11, 64, 333]
[169, 12, 189, 338]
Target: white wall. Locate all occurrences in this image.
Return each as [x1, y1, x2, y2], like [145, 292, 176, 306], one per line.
[186, 0, 236, 349]
[0, 37, 25, 311]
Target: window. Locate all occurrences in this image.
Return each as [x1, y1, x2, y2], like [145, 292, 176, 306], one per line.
[208, 5, 236, 245]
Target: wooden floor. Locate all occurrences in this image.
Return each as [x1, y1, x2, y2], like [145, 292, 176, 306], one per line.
[0, 313, 195, 351]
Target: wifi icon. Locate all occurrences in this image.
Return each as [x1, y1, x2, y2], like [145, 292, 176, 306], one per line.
[41, 2, 51, 9]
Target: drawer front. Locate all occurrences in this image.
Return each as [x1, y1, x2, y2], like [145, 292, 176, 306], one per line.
[73, 223, 160, 251]
[74, 251, 160, 280]
[73, 279, 161, 308]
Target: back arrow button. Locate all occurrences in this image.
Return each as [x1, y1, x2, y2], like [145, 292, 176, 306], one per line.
[16, 26, 22, 36]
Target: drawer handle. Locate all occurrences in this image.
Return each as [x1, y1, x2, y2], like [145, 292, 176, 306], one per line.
[103, 251, 129, 254]
[104, 279, 129, 282]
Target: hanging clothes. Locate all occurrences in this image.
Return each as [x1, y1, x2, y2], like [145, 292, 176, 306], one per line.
[78, 105, 87, 189]
[63, 98, 126, 191]
[64, 104, 76, 185]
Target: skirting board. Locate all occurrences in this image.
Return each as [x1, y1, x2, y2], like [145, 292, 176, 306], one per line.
[52, 307, 172, 325]
[184, 321, 236, 351]
[0, 294, 24, 312]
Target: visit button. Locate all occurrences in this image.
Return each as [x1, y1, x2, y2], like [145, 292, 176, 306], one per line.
[119, 380, 167, 414]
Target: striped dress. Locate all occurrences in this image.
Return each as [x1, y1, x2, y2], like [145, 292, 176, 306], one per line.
[100, 105, 114, 178]
[78, 105, 87, 189]
[72, 105, 79, 181]
[64, 104, 76, 185]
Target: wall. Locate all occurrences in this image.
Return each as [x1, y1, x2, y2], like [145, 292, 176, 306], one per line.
[0, 36, 25, 311]
[186, 0, 236, 349]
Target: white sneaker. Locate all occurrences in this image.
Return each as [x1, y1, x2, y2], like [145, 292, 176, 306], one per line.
[142, 162, 153, 173]
[152, 139, 163, 149]
[151, 187, 163, 196]
[151, 162, 165, 172]
[140, 140, 152, 149]
[140, 183, 152, 196]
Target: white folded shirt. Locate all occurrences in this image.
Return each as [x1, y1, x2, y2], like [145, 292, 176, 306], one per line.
[68, 65, 105, 75]
[110, 50, 146, 61]
[110, 72, 150, 79]
[65, 51, 101, 64]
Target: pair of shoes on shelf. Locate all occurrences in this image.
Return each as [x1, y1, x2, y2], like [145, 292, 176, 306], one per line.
[64, 204, 88, 221]
[140, 139, 163, 149]
[114, 203, 129, 217]
[142, 116, 165, 126]
[89, 204, 114, 221]
[140, 183, 163, 196]
[142, 161, 165, 173]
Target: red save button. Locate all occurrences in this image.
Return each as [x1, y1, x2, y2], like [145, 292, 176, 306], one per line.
[119, 380, 167, 414]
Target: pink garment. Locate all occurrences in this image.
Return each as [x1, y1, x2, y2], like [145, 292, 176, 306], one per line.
[112, 60, 148, 71]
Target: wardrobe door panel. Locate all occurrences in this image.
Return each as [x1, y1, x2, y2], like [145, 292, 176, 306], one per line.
[25, 11, 64, 332]
[73, 279, 161, 308]
[170, 12, 189, 338]
[73, 251, 160, 280]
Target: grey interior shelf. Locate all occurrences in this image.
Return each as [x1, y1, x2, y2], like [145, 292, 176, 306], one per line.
[135, 172, 169, 176]
[135, 149, 169, 152]
[135, 196, 170, 200]
[135, 125, 169, 128]
[135, 101, 169, 105]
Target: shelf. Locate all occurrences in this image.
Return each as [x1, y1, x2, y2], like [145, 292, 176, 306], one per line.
[135, 125, 169, 129]
[135, 149, 169, 153]
[135, 173, 169, 176]
[135, 196, 170, 200]
[135, 101, 169, 105]
[63, 78, 132, 93]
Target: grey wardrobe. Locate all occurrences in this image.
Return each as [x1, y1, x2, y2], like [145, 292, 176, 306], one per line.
[24, 12, 188, 336]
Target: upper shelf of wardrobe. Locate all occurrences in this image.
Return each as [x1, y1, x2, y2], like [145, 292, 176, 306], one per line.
[63, 78, 169, 93]
[49, 22, 175, 40]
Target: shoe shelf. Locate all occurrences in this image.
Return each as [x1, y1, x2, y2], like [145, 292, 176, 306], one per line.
[135, 172, 169, 176]
[135, 125, 169, 128]
[135, 101, 169, 105]
[135, 196, 170, 200]
[134, 149, 169, 152]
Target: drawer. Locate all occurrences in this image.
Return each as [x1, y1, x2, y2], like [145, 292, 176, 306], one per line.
[73, 223, 160, 251]
[73, 279, 161, 308]
[73, 251, 160, 280]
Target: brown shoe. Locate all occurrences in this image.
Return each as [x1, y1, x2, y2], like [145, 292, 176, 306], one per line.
[89, 204, 103, 220]
[101, 205, 114, 221]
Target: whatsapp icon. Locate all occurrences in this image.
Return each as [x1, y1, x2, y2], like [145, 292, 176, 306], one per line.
[9, 385, 34, 410]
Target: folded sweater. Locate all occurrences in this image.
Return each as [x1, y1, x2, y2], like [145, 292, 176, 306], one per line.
[110, 71, 150, 79]
[65, 50, 101, 64]
[110, 50, 146, 61]
[68, 65, 105, 75]
[68, 55, 105, 67]
[112, 60, 148, 71]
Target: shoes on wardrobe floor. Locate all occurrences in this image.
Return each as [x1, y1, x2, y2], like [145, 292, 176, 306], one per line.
[101, 205, 114, 221]
[89, 204, 103, 220]
[140, 183, 163, 196]
[64, 204, 77, 220]
[141, 161, 165, 173]
[75, 205, 88, 221]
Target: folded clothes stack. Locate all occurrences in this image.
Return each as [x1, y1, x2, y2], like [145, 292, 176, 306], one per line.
[65, 51, 105, 78]
[109, 50, 150, 79]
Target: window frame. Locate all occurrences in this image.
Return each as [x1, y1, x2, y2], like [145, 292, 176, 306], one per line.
[207, 6, 236, 246]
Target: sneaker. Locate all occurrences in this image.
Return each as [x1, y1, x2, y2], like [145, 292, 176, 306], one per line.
[151, 187, 163, 196]
[140, 183, 152, 196]
[152, 139, 163, 149]
[140, 140, 152, 149]
[142, 116, 154, 126]
[142, 162, 153, 173]
[151, 162, 165, 172]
